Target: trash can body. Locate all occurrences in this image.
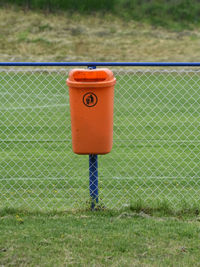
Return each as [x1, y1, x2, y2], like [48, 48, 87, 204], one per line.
[66, 68, 116, 155]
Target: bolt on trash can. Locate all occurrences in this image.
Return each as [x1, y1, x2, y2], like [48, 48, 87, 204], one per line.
[66, 68, 116, 155]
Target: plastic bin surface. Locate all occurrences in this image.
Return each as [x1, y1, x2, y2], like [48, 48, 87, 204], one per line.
[66, 68, 116, 154]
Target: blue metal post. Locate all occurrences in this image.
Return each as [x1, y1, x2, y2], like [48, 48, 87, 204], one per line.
[89, 154, 98, 209]
[88, 65, 98, 210]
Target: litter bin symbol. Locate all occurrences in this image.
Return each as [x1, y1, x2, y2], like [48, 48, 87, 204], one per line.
[83, 92, 98, 107]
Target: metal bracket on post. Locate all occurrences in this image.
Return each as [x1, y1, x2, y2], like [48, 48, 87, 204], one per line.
[88, 65, 96, 70]
[88, 65, 98, 210]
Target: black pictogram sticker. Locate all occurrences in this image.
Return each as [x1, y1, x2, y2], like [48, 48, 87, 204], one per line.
[83, 92, 98, 107]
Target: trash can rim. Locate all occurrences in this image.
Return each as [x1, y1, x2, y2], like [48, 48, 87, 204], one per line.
[66, 68, 116, 88]
[66, 78, 116, 88]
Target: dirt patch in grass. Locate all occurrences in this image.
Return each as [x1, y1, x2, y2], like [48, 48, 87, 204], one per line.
[1, 7, 200, 62]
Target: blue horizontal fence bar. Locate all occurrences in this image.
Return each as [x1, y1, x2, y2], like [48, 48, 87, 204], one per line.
[1, 62, 200, 67]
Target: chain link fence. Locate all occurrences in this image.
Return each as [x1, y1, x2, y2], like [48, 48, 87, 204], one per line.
[1, 66, 200, 211]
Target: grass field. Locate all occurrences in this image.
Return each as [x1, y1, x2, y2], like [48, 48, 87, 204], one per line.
[2, 5, 200, 267]
[1, 68, 200, 214]
[1, 68, 200, 265]
[2, 0, 200, 30]
[0, 208, 200, 266]
[1, 7, 200, 63]
[1, 68, 200, 266]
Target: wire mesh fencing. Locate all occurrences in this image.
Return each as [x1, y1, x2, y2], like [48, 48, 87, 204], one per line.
[1, 66, 200, 211]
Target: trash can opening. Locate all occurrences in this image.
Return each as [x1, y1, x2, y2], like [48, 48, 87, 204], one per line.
[73, 70, 107, 82]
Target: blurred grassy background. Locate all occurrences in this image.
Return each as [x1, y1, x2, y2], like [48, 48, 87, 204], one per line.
[1, 0, 200, 30]
[1, 5, 200, 62]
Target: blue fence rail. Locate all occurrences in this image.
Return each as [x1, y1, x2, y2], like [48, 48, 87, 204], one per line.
[1, 62, 200, 67]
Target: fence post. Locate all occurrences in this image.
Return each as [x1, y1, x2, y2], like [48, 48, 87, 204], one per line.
[89, 154, 98, 210]
[88, 65, 98, 210]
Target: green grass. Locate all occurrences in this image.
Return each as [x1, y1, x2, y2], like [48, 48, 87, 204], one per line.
[0, 208, 200, 266]
[1, 69, 200, 266]
[2, 7, 200, 63]
[2, 0, 200, 29]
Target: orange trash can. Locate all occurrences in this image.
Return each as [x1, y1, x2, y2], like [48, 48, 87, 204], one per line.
[66, 68, 116, 155]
